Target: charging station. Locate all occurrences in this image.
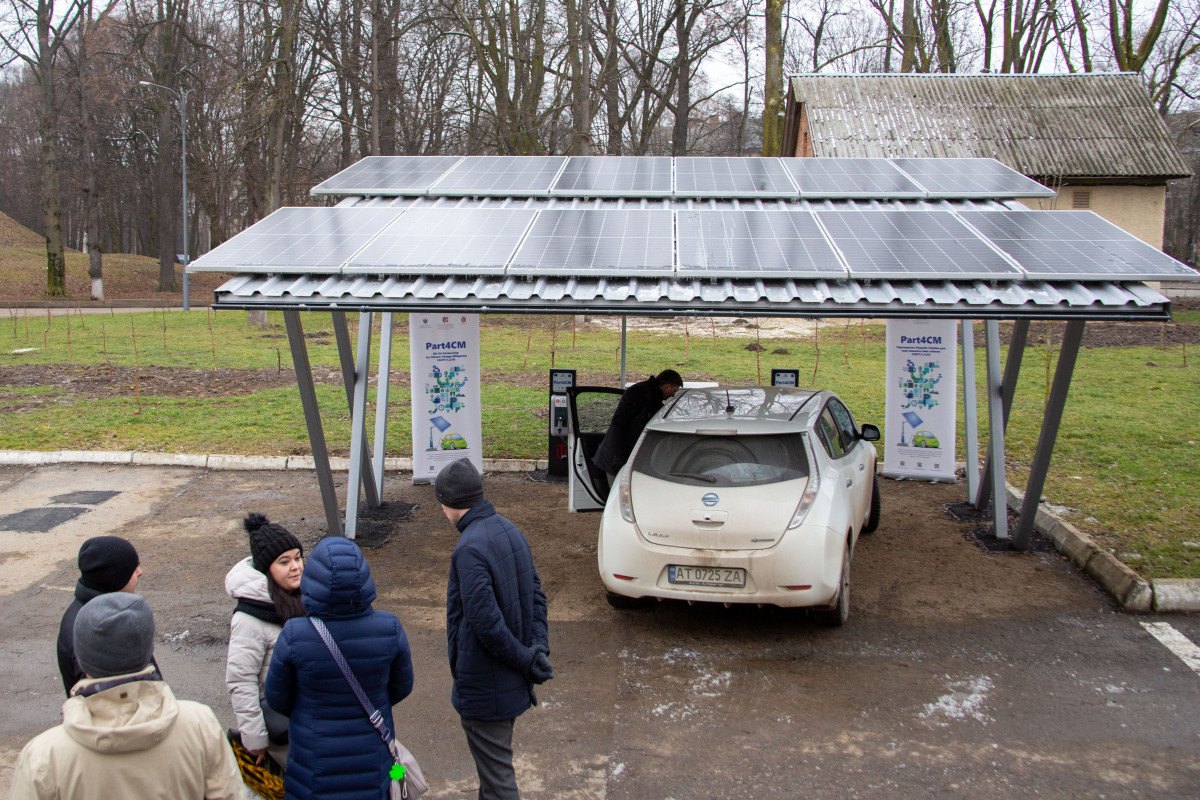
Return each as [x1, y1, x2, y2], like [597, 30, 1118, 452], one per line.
[771, 368, 800, 387]
[548, 369, 576, 479]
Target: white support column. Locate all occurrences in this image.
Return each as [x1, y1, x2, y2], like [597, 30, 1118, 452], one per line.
[982, 320, 1008, 540]
[619, 316, 628, 387]
[960, 320, 980, 502]
[345, 312, 374, 539]
[372, 312, 394, 500]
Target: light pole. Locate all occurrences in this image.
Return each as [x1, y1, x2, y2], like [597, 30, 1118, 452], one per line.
[139, 80, 190, 311]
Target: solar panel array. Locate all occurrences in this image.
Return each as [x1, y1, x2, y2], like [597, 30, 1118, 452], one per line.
[190, 205, 1197, 284]
[308, 155, 1056, 199]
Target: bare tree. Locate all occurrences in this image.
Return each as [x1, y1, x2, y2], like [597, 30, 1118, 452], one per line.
[0, 0, 87, 296]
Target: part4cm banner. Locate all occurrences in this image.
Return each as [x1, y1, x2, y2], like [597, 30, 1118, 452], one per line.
[409, 313, 483, 484]
[882, 319, 957, 482]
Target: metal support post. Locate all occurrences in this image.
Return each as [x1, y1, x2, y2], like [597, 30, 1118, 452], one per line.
[981, 320, 1009, 539]
[283, 311, 342, 535]
[977, 319, 1029, 509]
[960, 320, 980, 502]
[332, 312, 380, 508]
[619, 316, 628, 387]
[372, 312, 394, 500]
[345, 312, 374, 539]
[1015, 321, 1086, 549]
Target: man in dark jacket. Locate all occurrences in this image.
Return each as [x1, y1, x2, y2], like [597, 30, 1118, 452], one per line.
[593, 369, 684, 485]
[437, 457, 552, 800]
[56, 536, 150, 695]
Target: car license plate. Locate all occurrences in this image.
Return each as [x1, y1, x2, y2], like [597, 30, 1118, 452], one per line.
[667, 565, 746, 588]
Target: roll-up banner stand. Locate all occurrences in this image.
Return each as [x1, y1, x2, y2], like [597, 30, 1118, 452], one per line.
[410, 313, 483, 484]
[882, 319, 957, 482]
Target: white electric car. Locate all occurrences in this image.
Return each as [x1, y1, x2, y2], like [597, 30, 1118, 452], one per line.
[567, 386, 881, 625]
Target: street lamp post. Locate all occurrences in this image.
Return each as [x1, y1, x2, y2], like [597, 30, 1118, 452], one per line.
[139, 80, 190, 311]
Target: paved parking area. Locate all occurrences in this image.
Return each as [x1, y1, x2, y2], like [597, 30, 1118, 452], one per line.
[1, 464, 1198, 798]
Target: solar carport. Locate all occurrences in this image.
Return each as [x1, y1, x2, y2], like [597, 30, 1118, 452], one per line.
[189, 155, 1199, 543]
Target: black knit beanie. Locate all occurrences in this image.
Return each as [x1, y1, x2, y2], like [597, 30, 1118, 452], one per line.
[77, 536, 140, 593]
[244, 513, 303, 574]
[434, 458, 485, 509]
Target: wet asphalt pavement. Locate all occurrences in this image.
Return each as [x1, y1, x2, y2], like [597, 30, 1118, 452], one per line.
[1, 463, 1198, 798]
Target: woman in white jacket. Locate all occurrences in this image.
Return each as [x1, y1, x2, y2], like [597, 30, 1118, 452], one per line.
[225, 512, 305, 767]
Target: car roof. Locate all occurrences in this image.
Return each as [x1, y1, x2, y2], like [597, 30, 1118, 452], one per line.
[649, 386, 823, 433]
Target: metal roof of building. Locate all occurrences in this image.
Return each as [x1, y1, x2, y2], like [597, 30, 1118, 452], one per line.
[785, 73, 1191, 180]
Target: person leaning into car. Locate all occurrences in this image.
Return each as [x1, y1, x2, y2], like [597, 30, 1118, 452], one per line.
[593, 369, 684, 488]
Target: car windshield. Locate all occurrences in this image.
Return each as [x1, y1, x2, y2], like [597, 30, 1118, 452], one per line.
[632, 431, 809, 487]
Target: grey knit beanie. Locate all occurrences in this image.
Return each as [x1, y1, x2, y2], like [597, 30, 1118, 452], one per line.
[434, 458, 484, 509]
[74, 593, 156, 678]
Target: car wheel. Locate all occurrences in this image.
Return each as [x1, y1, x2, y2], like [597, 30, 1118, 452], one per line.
[812, 542, 850, 627]
[862, 475, 881, 534]
[605, 591, 644, 610]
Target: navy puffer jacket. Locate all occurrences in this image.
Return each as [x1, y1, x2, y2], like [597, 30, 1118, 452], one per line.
[265, 537, 414, 800]
[447, 500, 549, 721]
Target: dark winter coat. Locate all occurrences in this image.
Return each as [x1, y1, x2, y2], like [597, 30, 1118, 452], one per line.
[447, 500, 549, 721]
[593, 376, 666, 475]
[264, 537, 414, 800]
[57, 585, 160, 696]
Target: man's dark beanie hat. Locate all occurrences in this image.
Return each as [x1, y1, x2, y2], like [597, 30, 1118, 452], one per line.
[244, 513, 304, 574]
[435, 458, 485, 509]
[77, 536, 140, 593]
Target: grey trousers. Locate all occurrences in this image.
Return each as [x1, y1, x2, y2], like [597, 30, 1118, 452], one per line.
[461, 716, 519, 800]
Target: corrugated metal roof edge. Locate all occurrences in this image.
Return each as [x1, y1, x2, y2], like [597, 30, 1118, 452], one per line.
[209, 275, 1172, 322]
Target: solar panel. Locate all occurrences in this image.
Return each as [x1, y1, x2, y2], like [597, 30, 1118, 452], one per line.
[892, 158, 1055, 199]
[188, 207, 405, 273]
[508, 209, 675, 276]
[347, 207, 537, 275]
[675, 209, 847, 278]
[551, 156, 673, 197]
[674, 157, 798, 199]
[958, 210, 1199, 281]
[816, 209, 1022, 280]
[310, 156, 463, 196]
[429, 156, 568, 197]
[783, 158, 926, 200]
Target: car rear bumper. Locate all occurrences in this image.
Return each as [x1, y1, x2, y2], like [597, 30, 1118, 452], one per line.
[598, 504, 846, 608]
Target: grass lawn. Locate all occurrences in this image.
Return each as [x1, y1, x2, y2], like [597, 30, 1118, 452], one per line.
[1, 309, 1197, 579]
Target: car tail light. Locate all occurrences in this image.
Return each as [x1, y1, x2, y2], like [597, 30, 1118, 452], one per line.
[617, 466, 635, 523]
[787, 436, 821, 530]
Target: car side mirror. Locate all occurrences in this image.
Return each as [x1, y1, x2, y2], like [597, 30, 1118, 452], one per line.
[859, 424, 880, 442]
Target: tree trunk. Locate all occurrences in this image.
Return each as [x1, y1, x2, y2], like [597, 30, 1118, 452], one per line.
[37, 2, 67, 297]
[565, 0, 592, 155]
[761, 0, 783, 156]
[79, 1, 104, 300]
[672, 1, 689, 156]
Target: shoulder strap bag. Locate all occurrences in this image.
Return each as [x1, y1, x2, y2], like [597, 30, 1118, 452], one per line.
[310, 617, 428, 799]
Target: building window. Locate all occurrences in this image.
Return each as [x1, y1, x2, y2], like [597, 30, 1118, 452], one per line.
[1072, 190, 1092, 209]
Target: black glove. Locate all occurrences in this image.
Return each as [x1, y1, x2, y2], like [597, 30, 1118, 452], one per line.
[528, 650, 554, 684]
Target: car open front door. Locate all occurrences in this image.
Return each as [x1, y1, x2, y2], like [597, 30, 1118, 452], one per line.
[566, 386, 623, 512]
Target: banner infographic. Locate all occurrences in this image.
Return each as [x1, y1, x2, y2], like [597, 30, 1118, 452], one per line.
[409, 313, 483, 484]
[882, 319, 958, 482]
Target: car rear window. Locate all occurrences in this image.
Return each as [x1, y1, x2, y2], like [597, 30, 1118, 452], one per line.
[631, 431, 810, 487]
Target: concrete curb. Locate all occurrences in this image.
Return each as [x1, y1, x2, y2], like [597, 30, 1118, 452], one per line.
[0, 449, 548, 474]
[1004, 484, 1200, 613]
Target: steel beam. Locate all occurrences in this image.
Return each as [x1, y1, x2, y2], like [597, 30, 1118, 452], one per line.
[372, 312, 394, 500]
[981, 320, 1009, 539]
[332, 311, 380, 508]
[619, 316, 628, 387]
[283, 311, 342, 536]
[960, 320, 980, 502]
[976, 319, 1029, 509]
[1015, 321, 1086, 549]
[345, 312, 374, 539]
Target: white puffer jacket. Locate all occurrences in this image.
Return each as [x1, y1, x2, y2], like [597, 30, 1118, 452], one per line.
[224, 557, 282, 752]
